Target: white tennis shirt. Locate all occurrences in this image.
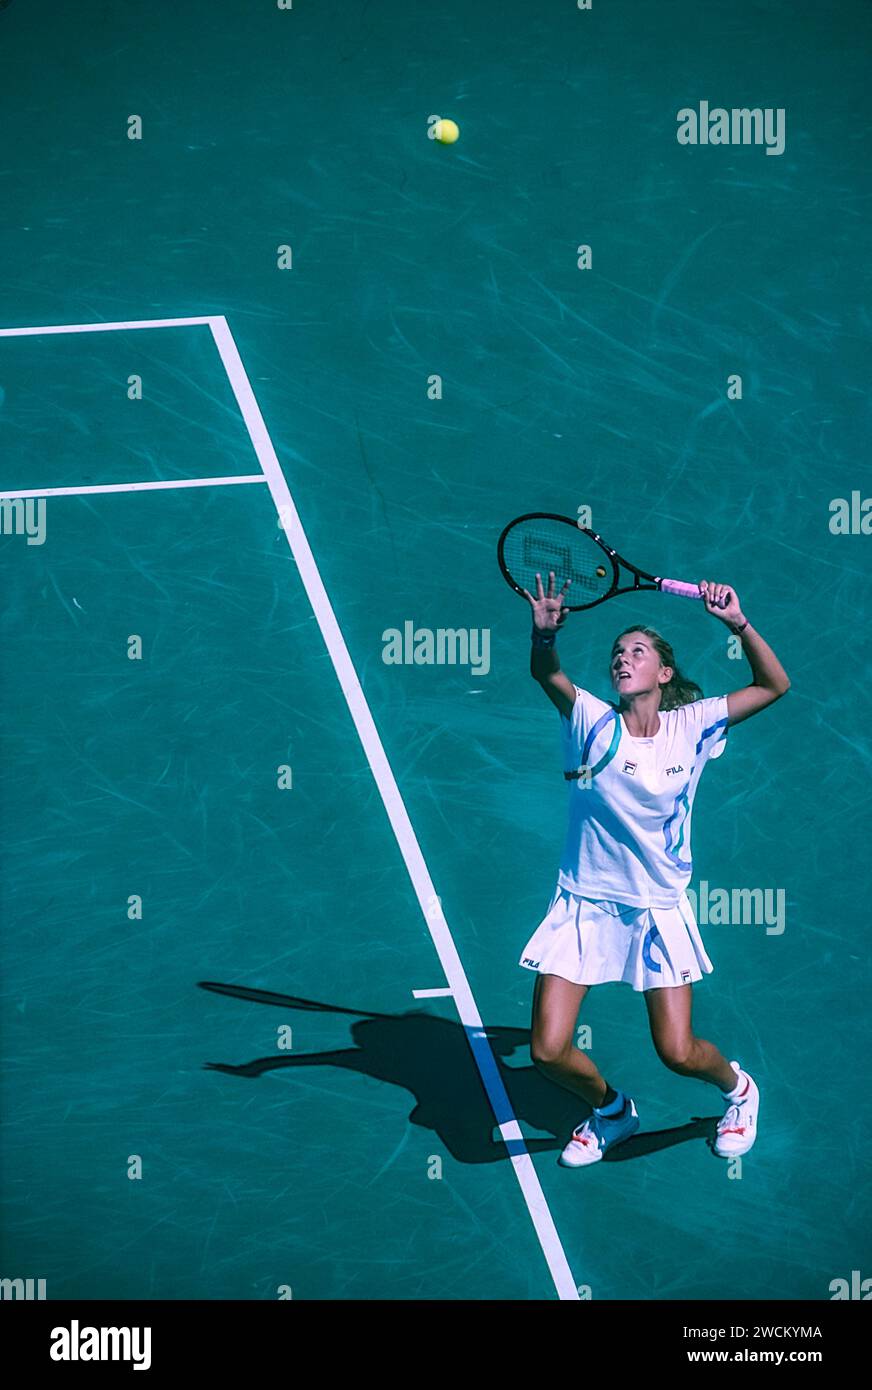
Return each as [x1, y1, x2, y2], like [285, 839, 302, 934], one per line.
[557, 685, 729, 908]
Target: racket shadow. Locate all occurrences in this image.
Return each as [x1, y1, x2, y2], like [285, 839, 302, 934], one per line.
[197, 982, 722, 1166]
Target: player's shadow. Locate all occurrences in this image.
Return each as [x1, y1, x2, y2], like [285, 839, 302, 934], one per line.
[198, 983, 721, 1165]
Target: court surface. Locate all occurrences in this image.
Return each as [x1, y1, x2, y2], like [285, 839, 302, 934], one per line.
[1, 0, 870, 1301]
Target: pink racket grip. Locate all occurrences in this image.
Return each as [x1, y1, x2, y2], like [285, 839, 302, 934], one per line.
[659, 578, 704, 600]
[660, 578, 731, 610]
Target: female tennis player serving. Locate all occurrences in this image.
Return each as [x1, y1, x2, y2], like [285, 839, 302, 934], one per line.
[519, 571, 790, 1167]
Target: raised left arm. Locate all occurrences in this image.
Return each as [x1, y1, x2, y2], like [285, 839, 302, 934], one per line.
[698, 580, 790, 728]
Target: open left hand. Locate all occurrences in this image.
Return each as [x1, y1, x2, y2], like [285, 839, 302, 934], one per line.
[699, 580, 745, 627]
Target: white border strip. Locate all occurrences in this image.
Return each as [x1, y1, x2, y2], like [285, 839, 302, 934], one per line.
[0, 316, 216, 337]
[412, 987, 454, 999]
[208, 313, 579, 1302]
[0, 475, 266, 500]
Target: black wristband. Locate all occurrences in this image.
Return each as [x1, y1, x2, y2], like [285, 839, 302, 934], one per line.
[531, 626, 557, 649]
[730, 618, 749, 635]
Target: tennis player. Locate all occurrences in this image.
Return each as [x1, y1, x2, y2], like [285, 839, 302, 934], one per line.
[519, 571, 790, 1167]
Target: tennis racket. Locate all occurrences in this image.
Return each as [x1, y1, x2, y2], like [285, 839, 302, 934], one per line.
[497, 512, 726, 612]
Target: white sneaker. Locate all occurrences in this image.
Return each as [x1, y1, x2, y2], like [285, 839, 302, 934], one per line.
[558, 1096, 640, 1167]
[713, 1061, 759, 1157]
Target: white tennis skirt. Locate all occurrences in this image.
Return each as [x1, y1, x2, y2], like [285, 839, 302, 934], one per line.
[518, 886, 714, 992]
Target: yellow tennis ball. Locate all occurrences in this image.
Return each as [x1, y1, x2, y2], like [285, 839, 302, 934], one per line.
[433, 118, 460, 144]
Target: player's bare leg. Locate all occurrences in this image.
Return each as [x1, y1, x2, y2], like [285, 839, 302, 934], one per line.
[644, 984, 737, 1090]
[530, 973, 619, 1108]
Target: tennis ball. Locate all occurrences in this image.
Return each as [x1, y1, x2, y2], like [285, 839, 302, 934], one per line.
[596, 565, 607, 578]
[433, 118, 460, 144]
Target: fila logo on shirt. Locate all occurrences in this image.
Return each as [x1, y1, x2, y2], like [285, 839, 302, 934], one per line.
[622, 759, 685, 777]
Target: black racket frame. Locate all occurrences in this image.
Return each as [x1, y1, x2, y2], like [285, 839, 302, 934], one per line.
[497, 511, 666, 613]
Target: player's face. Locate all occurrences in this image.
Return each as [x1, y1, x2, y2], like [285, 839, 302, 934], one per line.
[610, 633, 672, 698]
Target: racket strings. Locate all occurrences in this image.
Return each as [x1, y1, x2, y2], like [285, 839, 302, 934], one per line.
[501, 521, 612, 600]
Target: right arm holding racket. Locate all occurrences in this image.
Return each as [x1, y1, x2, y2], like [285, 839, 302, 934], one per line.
[697, 581, 791, 726]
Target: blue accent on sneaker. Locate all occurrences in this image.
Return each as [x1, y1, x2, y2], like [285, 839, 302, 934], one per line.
[594, 1090, 627, 1118]
[559, 1097, 640, 1167]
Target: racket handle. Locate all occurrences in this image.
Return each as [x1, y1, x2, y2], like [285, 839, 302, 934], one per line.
[659, 578, 703, 600]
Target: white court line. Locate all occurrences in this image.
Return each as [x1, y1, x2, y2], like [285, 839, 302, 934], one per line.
[208, 313, 580, 1303]
[0, 316, 216, 337]
[412, 987, 454, 999]
[0, 475, 267, 500]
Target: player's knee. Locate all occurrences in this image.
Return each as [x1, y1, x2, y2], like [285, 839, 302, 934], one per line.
[655, 1036, 693, 1070]
[530, 1038, 568, 1069]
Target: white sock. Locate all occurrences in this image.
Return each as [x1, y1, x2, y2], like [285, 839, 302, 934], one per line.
[721, 1067, 746, 1100]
